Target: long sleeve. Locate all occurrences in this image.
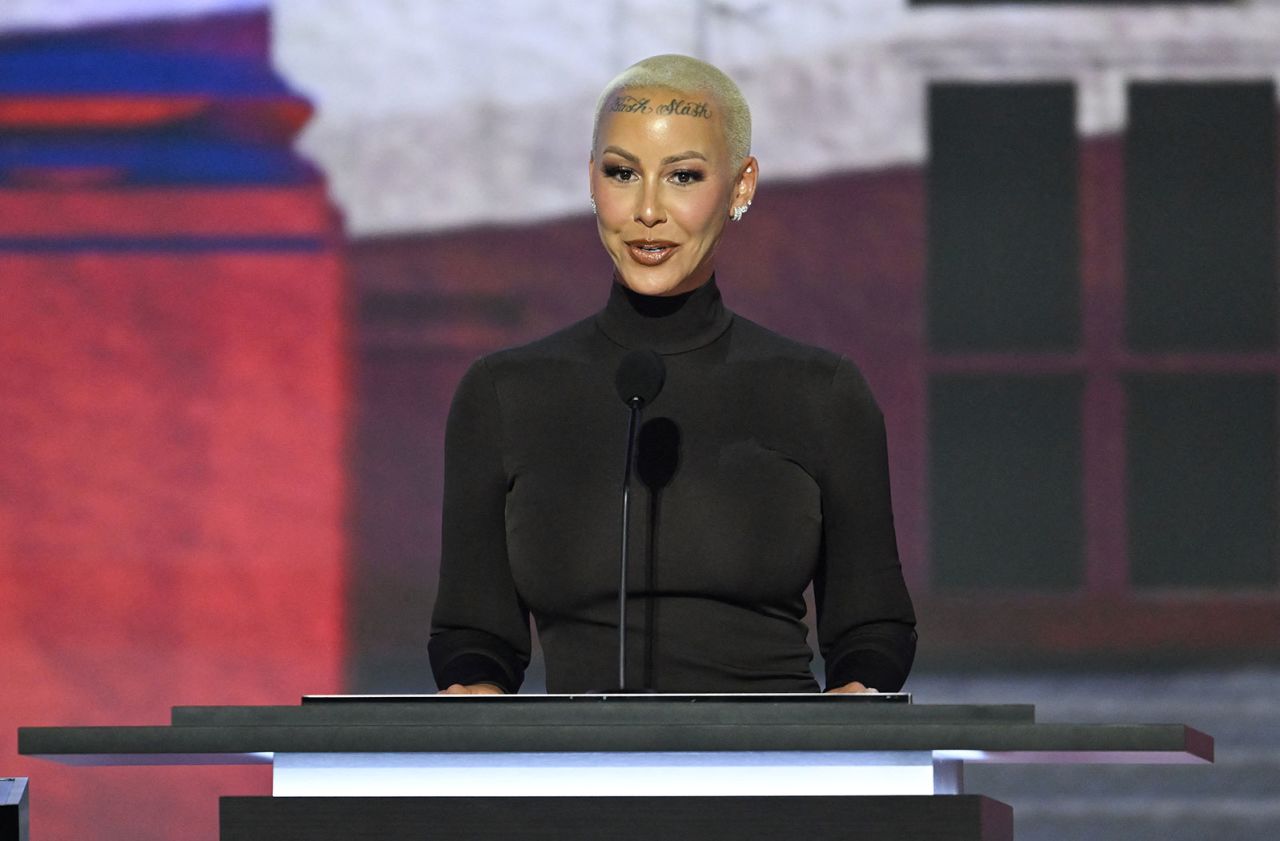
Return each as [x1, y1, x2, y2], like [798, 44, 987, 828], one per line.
[814, 358, 917, 692]
[428, 358, 530, 693]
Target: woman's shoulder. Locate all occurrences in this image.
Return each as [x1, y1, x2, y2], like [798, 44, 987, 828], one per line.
[727, 314, 859, 383]
[473, 315, 602, 375]
[728, 317, 884, 449]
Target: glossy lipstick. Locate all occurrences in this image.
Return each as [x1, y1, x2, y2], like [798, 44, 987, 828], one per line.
[627, 240, 678, 266]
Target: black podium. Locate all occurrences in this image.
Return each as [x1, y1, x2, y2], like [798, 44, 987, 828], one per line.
[19, 694, 1212, 840]
[0, 778, 28, 841]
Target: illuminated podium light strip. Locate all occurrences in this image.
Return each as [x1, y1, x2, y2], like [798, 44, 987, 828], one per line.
[271, 751, 942, 798]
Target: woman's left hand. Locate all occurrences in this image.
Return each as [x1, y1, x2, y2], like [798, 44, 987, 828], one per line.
[825, 681, 879, 694]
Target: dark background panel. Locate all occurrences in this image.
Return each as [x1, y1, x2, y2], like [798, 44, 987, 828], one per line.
[929, 375, 1084, 590]
[1127, 374, 1278, 588]
[1125, 82, 1277, 351]
[927, 83, 1080, 352]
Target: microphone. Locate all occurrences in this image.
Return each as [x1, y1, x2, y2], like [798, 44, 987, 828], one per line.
[613, 349, 665, 691]
[615, 349, 665, 408]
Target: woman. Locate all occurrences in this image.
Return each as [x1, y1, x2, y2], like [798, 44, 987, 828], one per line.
[429, 54, 916, 695]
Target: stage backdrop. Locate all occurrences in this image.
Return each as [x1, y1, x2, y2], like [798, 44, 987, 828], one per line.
[1, 2, 1278, 840]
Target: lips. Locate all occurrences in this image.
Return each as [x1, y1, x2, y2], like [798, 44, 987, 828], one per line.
[626, 240, 679, 266]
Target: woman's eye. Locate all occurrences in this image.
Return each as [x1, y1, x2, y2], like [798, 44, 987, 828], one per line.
[670, 169, 704, 185]
[603, 165, 635, 182]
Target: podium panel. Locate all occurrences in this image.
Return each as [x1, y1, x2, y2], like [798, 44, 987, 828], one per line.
[220, 794, 1014, 841]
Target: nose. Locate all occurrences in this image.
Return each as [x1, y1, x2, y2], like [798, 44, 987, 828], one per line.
[635, 178, 666, 227]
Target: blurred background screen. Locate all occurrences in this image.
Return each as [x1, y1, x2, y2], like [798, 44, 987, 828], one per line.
[0, 1, 1277, 839]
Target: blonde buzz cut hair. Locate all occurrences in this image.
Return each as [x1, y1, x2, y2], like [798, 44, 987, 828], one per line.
[592, 54, 752, 167]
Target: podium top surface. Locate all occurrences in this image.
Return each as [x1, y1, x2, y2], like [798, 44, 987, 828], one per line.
[17, 696, 1212, 767]
[165, 694, 1018, 729]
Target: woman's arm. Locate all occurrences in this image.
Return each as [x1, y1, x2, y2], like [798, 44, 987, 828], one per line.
[814, 358, 917, 693]
[428, 358, 531, 694]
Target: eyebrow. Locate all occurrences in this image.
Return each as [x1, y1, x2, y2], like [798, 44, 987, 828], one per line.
[602, 146, 639, 163]
[661, 151, 708, 165]
[602, 146, 708, 166]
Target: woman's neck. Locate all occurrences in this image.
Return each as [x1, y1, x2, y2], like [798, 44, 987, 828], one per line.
[595, 275, 733, 355]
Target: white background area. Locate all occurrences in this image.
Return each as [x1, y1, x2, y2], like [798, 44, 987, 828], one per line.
[3, 0, 1280, 235]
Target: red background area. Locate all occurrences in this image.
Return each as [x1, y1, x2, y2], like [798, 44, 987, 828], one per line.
[0, 188, 348, 839]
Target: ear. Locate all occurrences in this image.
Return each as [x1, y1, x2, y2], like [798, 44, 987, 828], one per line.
[733, 156, 758, 210]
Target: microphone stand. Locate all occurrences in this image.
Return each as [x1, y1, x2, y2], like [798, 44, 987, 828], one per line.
[618, 396, 642, 692]
[611, 347, 663, 694]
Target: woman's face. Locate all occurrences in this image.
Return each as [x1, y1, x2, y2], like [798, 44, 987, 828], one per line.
[590, 86, 757, 297]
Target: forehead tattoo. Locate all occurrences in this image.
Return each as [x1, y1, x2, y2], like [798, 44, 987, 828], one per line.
[608, 94, 713, 120]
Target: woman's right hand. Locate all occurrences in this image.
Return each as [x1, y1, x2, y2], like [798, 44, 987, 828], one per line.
[437, 683, 505, 695]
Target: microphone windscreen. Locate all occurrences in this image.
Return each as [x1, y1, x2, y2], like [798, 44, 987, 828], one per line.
[614, 349, 666, 407]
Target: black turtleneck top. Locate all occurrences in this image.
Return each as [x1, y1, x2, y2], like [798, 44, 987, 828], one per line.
[428, 278, 917, 694]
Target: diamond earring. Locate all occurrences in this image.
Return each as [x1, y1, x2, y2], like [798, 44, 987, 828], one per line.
[590, 196, 597, 215]
[730, 201, 751, 222]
